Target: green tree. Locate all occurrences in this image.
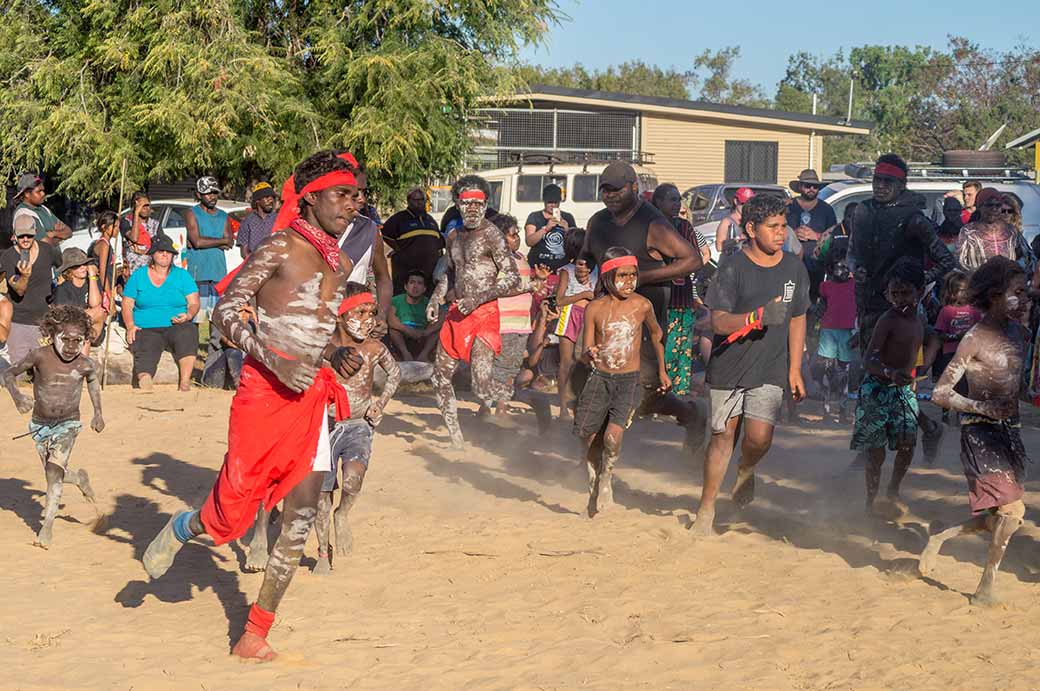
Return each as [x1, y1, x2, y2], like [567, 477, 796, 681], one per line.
[516, 61, 691, 99]
[0, 0, 562, 204]
[690, 47, 769, 108]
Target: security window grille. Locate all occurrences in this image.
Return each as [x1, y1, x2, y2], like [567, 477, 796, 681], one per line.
[724, 141, 778, 183]
[472, 108, 640, 169]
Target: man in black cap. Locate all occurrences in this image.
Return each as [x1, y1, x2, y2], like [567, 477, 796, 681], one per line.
[582, 161, 705, 445]
[237, 182, 279, 260]
[525, 184, 576, 271]
[12, 173, 72, 246]
[0, 214, 62, 364]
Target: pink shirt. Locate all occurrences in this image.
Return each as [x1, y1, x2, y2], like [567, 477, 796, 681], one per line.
[819, 279, 855, 330]
[497, 252, 533, 335]
[935, 304, 983, 354]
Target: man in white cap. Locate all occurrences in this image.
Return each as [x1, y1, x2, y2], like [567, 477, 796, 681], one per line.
[12, 173, 71, 246]
[185, 176, 234, 317]
[0, 214, 62, 364]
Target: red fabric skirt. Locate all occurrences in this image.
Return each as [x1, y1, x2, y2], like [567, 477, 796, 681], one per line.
[439, 301, 501, 363]
[199, 357, 348, 545]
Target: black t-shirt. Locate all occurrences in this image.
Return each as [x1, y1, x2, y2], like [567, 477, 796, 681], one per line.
[0, 242, 60, 325]
[52, 280, 89, 307]
[586, 202, 671, 328]
[705, 250, 810, 390]
[786, 199, 836, 259]
[383, 209, 445, 277]
[525, 209, 577, 271]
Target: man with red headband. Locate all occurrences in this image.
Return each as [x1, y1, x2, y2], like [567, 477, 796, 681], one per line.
[140, 150, 364, 662]
[849, 153, 955, 463]
[427, 174, 521, 447]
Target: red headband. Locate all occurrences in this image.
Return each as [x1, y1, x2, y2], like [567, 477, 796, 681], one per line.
[274, 169, 358, 232]
[338, 292, 374, 315]
[874, 162, 906, 180]
[601, 255, 638, 273]
[459, 189, 486, 201]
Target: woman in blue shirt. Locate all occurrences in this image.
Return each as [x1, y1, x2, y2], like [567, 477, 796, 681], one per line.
[121, 235, 200, 391]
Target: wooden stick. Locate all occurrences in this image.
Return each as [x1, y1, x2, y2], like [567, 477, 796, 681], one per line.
[101, 158, 128, 389]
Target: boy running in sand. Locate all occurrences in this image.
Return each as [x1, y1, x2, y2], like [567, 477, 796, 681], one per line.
[691, 194, 809, 537]
[920, 257, 1031, 605]
[574, 247, 670, 518]
[140, 150, 364, 662]
[850, 258, 924, 516]
[2, 305, 105, 548]
[312, 283, 401, 574]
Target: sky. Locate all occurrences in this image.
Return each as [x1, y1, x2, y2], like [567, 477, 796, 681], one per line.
[521, 0, 1038, 97]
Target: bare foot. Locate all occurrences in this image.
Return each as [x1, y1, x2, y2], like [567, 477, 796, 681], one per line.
[137, 374, 154, 391]
[313, 552, 332, 576]
[231, 631, 277, 662]
[970, 585, 1002, 607]
[918, 536, 944, 576]
[450, 435, 465, 450]
[334, 511, 353, 556]
[178, 383, 191, 392]
[731, 468, 755, 509]
[142, 512, 188, 579]
[689, 509, 716, 538]
[243, 547, 268, 573]
[595, 473, 615, 514]
[33, 524, 53, 549]
[75, 469, 97, 502]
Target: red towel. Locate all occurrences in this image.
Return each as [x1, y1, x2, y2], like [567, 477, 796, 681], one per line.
[439, 301, 501, 363]
[199, 357, 349, 545]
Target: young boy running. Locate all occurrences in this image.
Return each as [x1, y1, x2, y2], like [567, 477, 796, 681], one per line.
[850, 258, 925, 516]
[920, 257, 1030, 605]
[313, 283, 401, 574]
[140, 150, 364, 661]
[574, 247, 670, 518]
[814, 240, 855, 422]
[691, 194, 809, 537]
[2, 305, 105, 548]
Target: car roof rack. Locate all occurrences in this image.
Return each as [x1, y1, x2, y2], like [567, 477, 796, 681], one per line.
[838, 162, 1033, 182]
[505, 151, 656, 174]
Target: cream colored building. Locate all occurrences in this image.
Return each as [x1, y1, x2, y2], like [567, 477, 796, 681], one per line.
[476, 85, 872, 189]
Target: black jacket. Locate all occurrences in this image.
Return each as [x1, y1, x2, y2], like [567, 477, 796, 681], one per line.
[849, 191, 955, 317]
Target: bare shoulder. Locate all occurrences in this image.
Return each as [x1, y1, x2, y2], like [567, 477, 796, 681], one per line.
[629, 292, 654, 313]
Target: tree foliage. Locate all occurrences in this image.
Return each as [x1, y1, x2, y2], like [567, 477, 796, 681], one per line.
[0, 0, 561, 203]
[690, 48, 769, 108]
[516, 61, 691, 100]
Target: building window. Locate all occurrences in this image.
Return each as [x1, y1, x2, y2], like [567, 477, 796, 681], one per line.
[724, 141, 778, 183]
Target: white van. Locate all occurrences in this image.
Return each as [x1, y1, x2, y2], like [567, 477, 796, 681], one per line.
[430, 162, 658, 247]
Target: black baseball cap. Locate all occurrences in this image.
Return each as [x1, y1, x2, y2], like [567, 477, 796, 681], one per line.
[599, 161, 637, 190]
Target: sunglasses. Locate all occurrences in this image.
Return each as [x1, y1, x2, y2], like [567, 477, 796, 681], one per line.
[999, 208, 1015, 215]
[15, 233, 35, 239]
[801, 183, 820, 189]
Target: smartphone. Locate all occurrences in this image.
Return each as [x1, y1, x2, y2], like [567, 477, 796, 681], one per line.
[19, 248, 30, 264]
[552, 208, 561, 222]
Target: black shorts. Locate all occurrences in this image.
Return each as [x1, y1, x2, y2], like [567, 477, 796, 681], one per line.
[573, 369, 640, 438]
[132, 322, 199, 377]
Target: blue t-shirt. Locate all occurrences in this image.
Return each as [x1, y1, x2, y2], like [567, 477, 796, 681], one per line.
[186, 205, 228, 283]
[124, 265, 199, 329]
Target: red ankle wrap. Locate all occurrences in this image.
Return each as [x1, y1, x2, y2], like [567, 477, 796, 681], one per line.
[245, 603, 275, 638]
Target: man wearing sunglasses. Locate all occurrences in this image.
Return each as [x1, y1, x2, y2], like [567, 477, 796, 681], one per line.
[11, 173, 72, 246]
[787, 170, 836, 287]
[0, 214, 62, 365]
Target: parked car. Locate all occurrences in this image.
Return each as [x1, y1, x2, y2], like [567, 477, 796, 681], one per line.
[683, 184, 790, 262]
[430, 160, 658, 251]
[818, 165, 1040, 246]
[64, 199, 251, 274]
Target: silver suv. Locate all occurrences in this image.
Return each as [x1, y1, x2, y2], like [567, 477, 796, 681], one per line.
[818, 164, 1040, 245]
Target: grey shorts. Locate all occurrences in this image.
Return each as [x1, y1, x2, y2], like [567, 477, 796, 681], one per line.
[322, 418, 373, 492]
[709, 384, 784, 434]
[7, 322, 42, 366]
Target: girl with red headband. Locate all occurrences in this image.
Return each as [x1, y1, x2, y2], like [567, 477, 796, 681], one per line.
[573, 247, 670, 518]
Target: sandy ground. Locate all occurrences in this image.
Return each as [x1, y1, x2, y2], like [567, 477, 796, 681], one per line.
[3, 385, 1040, 690]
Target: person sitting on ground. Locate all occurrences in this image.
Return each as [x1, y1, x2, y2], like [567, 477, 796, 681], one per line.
[554, 229, 597, 421]
[1, 305, 105, 548]
[575, 247, 669, 518]
[388, 270, 440, 362]
[313, 284, 401, 574]
[0, 213, 62, 366]
[52, 248, 106, 347]
[920, 256, 1031, 606]
[121, 234, 201, 391]
[850, 258, 925, 517]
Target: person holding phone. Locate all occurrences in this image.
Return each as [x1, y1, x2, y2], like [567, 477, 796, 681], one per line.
[525, 184, 576, 271]
[0, 214, 62, 365]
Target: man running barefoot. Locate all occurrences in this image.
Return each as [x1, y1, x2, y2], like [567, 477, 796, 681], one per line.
[691, 194, 809, 537]
[140, 150, 363, 661]
[919, 257, 1031, 606]
[428, 175, 520, 447]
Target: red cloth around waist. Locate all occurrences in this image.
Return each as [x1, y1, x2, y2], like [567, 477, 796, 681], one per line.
[199, 356, 349, 545]
[439, 301, 501, 362]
